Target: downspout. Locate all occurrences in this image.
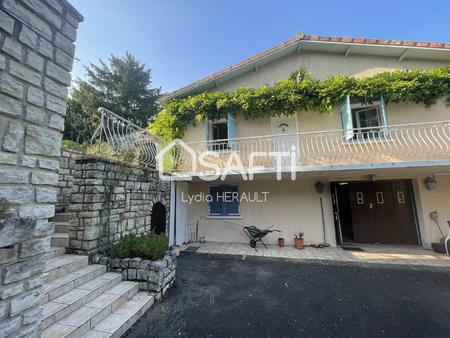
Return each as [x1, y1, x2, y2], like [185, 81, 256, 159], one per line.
[173, 181, 177, 245]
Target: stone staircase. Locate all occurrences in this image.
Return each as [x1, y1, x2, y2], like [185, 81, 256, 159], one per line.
[50, 211, 70, 249]
[42, 213, 155, 337]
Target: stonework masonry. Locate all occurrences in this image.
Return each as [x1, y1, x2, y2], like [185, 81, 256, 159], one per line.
[56, 148, 80, 211]
[0, 1, 82, 337]
[92, 250, 177, 301]
[68, 157, 171, 257]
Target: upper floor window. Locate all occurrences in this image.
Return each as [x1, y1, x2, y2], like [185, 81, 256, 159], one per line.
[211, 119, 229, 150]
[206, 112, 237, 150]
[341, 95, 388, 141]
[351, 104, 383, 140]
[212, 121, 228, 141]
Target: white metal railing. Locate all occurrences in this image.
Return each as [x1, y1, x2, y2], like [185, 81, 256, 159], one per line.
[169, 120, 450, 174]
[91, 107, 162, 167]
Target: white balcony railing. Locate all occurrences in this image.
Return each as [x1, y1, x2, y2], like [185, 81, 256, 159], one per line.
[169, 120, 450, 175]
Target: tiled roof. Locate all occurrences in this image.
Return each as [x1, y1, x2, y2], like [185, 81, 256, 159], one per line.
[163, 33, 450, 101]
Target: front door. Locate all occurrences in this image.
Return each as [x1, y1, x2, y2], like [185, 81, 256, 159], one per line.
[348, 180, 419, 245]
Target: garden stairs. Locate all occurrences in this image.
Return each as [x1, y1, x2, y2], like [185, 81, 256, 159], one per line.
[43, 212, 155, 338]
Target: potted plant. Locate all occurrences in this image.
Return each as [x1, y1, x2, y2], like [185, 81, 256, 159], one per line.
[278, 237, 285, 247]
[294, 232, 304, 249]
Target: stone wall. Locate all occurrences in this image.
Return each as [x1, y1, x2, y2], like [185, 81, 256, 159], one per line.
[56, 148, 80, 211]
[0, 0, 82, 336]
[69, 157, 171, 257]
[92, 250, 177, 301]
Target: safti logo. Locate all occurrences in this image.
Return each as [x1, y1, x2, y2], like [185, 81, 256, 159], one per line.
[156, 139, 299, 181]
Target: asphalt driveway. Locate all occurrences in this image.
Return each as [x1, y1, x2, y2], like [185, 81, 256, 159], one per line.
[127, 253, 450, 338]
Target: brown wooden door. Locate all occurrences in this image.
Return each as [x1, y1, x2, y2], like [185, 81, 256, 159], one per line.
[349, 180, 418, 245]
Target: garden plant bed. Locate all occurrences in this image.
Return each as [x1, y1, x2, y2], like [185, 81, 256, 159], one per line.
[91, 250, 177, 300]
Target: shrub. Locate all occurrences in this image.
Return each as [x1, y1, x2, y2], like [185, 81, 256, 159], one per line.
[61, 140, 88, 152]
[110, 233, 168, 260]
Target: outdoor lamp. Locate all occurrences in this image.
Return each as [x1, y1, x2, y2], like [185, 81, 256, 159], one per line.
[425, 176, 437, 190]
[314, 181, 325, 193]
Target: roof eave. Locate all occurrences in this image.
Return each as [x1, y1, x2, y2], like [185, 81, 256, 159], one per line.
[161, 40, 450, 105]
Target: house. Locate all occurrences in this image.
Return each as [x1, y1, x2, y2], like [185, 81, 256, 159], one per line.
[161, 33, 450, 249]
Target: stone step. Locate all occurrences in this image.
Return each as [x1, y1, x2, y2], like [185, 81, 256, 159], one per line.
[42, 273, 124, 330]
[54, 222, 69, 234]
[41, 281, 143, 338]
[45, 254, 89, 282]
[51, 233, 69, 248]
[79, 292, 155, 338]
[48, 246, 66, 258]
[51, 212, 71, 222]
[41, 265, 107, 304]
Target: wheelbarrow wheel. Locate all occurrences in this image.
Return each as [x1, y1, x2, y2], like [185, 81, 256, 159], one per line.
[250, 239, 257, 248]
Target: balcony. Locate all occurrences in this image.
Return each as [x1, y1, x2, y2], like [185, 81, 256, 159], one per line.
[168, 120, 450, 176]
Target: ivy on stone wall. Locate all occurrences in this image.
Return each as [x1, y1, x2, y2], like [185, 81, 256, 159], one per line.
[150, 66, 450, 142]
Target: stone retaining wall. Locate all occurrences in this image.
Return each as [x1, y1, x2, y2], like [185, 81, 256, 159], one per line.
[68, 156, 171, 257]
[92, 250, 177, 301]
[56, 148, 80, 211]
[0, 1, 82, 336]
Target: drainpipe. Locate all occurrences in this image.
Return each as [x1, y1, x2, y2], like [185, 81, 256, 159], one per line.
[173, 181, 177, 245]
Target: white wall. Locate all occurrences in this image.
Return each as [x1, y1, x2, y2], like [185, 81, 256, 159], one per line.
[169, 181, 189, 245]
[186, 178, 336, 246]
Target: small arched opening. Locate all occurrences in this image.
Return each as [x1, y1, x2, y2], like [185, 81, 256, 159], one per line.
[151, 202, 167, 235]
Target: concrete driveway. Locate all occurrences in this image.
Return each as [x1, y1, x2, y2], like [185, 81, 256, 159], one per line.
[127, 253, 450, 337]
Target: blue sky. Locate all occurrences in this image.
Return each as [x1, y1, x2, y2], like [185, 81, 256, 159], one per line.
[70, 0, 450, 94]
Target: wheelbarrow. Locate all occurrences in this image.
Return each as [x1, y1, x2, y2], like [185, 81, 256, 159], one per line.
[244, 225, 280, 250]
[226, 222, 280, 250]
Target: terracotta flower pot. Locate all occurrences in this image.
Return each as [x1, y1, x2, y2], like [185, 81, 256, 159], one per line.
[294, 238, 304, 250]
[278, 238, 285, 247]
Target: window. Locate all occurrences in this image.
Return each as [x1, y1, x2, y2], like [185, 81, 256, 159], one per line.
[397, 191, 405, 204]
[356, 192, 364, 205]
[209, 185, 240, 216]
[351, 105, 383, 140]
[211, 121, 228, 150]
[341, 95, 388, 141]
[376, 191, 384, 204]
[206, 112, 237, 151]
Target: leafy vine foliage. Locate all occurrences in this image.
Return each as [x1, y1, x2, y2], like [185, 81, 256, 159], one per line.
[151, 66, 450, 142]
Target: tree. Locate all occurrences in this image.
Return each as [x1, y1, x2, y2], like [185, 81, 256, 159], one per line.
[64, 53, 161, 143]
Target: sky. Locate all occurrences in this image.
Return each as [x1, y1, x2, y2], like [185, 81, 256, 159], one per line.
[70, 0, 450, 94]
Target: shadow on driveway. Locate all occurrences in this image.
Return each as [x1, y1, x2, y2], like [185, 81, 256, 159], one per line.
[127, 253, 450, 337]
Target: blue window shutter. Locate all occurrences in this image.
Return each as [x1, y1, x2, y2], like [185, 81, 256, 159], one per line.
[209, 186, 223, 215]
[380, 95, 388, 126]
[341, 95, 354, 141]
[227, 112, 237, 150]
[224, 185, 239, 215]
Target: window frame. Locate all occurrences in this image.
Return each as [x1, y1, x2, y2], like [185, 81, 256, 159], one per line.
[350, 101, 384, 140]
[208, 118, 230, 151]
[208, 185, 240, 217]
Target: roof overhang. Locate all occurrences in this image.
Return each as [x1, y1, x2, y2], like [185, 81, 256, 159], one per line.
[161, 38, 450, 105]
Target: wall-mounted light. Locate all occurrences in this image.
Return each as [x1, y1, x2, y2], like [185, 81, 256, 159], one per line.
[278, 122, 289, 132]
[425, 176, 437, 190]
[314, 181, 325, 193]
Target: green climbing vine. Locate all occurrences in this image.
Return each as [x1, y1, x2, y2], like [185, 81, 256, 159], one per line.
[150, 66, 450, 142]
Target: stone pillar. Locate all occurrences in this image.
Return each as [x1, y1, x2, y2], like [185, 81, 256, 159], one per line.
[0, 1, 82, 336]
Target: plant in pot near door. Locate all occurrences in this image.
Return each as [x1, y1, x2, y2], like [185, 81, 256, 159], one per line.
[294, 232, 304, 249]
